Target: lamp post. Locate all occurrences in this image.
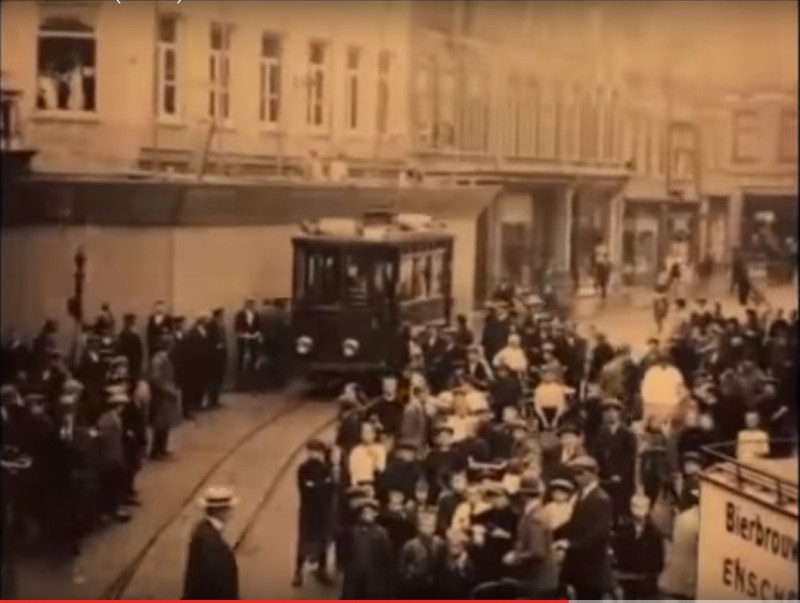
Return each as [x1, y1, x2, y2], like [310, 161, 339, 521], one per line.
[68, 247, 86, 325]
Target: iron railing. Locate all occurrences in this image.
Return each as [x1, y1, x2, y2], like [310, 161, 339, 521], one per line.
[701, 439, 798, 516]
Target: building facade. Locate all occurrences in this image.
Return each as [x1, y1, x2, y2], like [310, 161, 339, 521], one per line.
[0, 0, 414, 175]
[725, 91, 798, 252]
[1, 0, 797, 325]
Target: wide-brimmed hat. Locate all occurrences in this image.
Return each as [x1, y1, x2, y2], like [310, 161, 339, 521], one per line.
[198, 485, 239, 510]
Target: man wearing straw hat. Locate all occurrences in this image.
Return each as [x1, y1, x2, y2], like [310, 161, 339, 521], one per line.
[182, 485, 239, 600]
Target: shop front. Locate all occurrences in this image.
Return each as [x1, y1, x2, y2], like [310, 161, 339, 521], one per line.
[570, 186, 613, 293]
[621, 198, 700, 285]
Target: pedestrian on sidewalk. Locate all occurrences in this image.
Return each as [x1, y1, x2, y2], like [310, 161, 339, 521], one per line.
[148, 335, 180, 460]
[182, 486, 240, 600]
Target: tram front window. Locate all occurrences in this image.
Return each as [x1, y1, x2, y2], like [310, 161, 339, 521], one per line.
[345, 254, 370, 306]
[300, 251, 341, 305]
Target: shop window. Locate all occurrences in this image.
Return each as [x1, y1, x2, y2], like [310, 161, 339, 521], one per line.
[501, 223, 529, 286]
[732, 109, 758, 162]
[36, 14, 96, 112]
[412, 60, 435, 147]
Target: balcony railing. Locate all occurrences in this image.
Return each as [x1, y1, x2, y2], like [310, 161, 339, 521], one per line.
[701, 439, 798, 517]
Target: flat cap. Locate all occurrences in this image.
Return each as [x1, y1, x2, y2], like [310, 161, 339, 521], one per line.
[567, 455, 599, 473]
[601, 397, 624, 410]
[548, 478, 576, 493]
[305, 439, 328, 453]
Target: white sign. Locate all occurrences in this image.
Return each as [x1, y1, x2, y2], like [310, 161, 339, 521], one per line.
[697, 476, 798, 600]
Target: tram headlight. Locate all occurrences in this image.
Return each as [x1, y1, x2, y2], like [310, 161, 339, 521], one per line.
[296, 336, 313, 355]
[342, 338, 360, 358]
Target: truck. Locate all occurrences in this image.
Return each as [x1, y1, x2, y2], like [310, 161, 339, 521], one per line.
[697, 441, 798, 600]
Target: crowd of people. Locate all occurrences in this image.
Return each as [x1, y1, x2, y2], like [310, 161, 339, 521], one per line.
[0, 297, 290, 572]
[293, 288, 797, 600]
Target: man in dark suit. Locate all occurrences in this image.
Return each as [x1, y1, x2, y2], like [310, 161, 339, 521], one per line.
[183, 315, 212, 417]
[207, 308, 228, 409]
[591, 398, 638, 523]
[234, 299, 261, 391]
[182, 486, 239, 600]
[146, 301, 172, 361]
[116, 314, 143, 385]
[556, 455, 614, 599]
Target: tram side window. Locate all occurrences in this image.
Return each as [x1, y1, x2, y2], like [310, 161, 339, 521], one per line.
[398, 251, 445, 301]
[345, 254, 370, 305]
[304, 251, 340, 304]
[372, 260, 395, 298]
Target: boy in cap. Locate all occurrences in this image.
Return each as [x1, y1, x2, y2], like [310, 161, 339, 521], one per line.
[502, 472, 560, 598]
[593, 397, 637, 522]
[542, 477, 576, 534]
[379, 489, 416, 555]
[381, 439, 423, 503]
[96, 390, 131, 522]
[340, 498, 394, 599]
[398, 510, 446, 599]
[425, 423, 466, 502]
[293, 439, 335, 587]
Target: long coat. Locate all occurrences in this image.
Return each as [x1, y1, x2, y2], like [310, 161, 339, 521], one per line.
[340, 521, 394, 599]
[182, 518, 239, 600]
[296, 458, 335, 558]
[148, 351, 181, 431]
[561, 484, 614, 595]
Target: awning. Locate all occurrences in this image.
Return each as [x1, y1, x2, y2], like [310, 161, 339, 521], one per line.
[2, 178, 500, 227]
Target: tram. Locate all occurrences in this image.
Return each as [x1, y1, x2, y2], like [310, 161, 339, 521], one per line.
[290, 210, 454, 381]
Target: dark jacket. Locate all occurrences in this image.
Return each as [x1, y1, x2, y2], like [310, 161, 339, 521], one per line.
[182, 517, 238, 600]
[340, 521, 394, 599]
[561, 483, 614, 593]
[117, 329, 144, 382]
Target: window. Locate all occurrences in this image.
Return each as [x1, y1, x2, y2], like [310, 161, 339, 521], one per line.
[208, 23, 231, 122]
[306, 40, 328, 128]
[460, 72, 489, 153]
[259, 33, 282, 125]
[603, 90, 617, 160]
[156, 15, 179, 119]
[778, 109, 797, 162]
[36, 14, 96, 112]
[732, 109, 758, 162]
[435, 68, 456, 148]
[517, 78, 539, 156]
[412, 61, 434, 147]
[376, 50, 391, 134]
[345, 46, 361, 130]
[398, 252, 444, 301]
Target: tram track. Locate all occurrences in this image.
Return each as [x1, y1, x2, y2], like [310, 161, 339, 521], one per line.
[103, 385, 320, 600]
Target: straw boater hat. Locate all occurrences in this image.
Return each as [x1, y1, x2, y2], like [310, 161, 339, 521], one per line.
[199, 485, 239, 511]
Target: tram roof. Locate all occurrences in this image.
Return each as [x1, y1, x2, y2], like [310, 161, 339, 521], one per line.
[292, 229, 453, 246]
